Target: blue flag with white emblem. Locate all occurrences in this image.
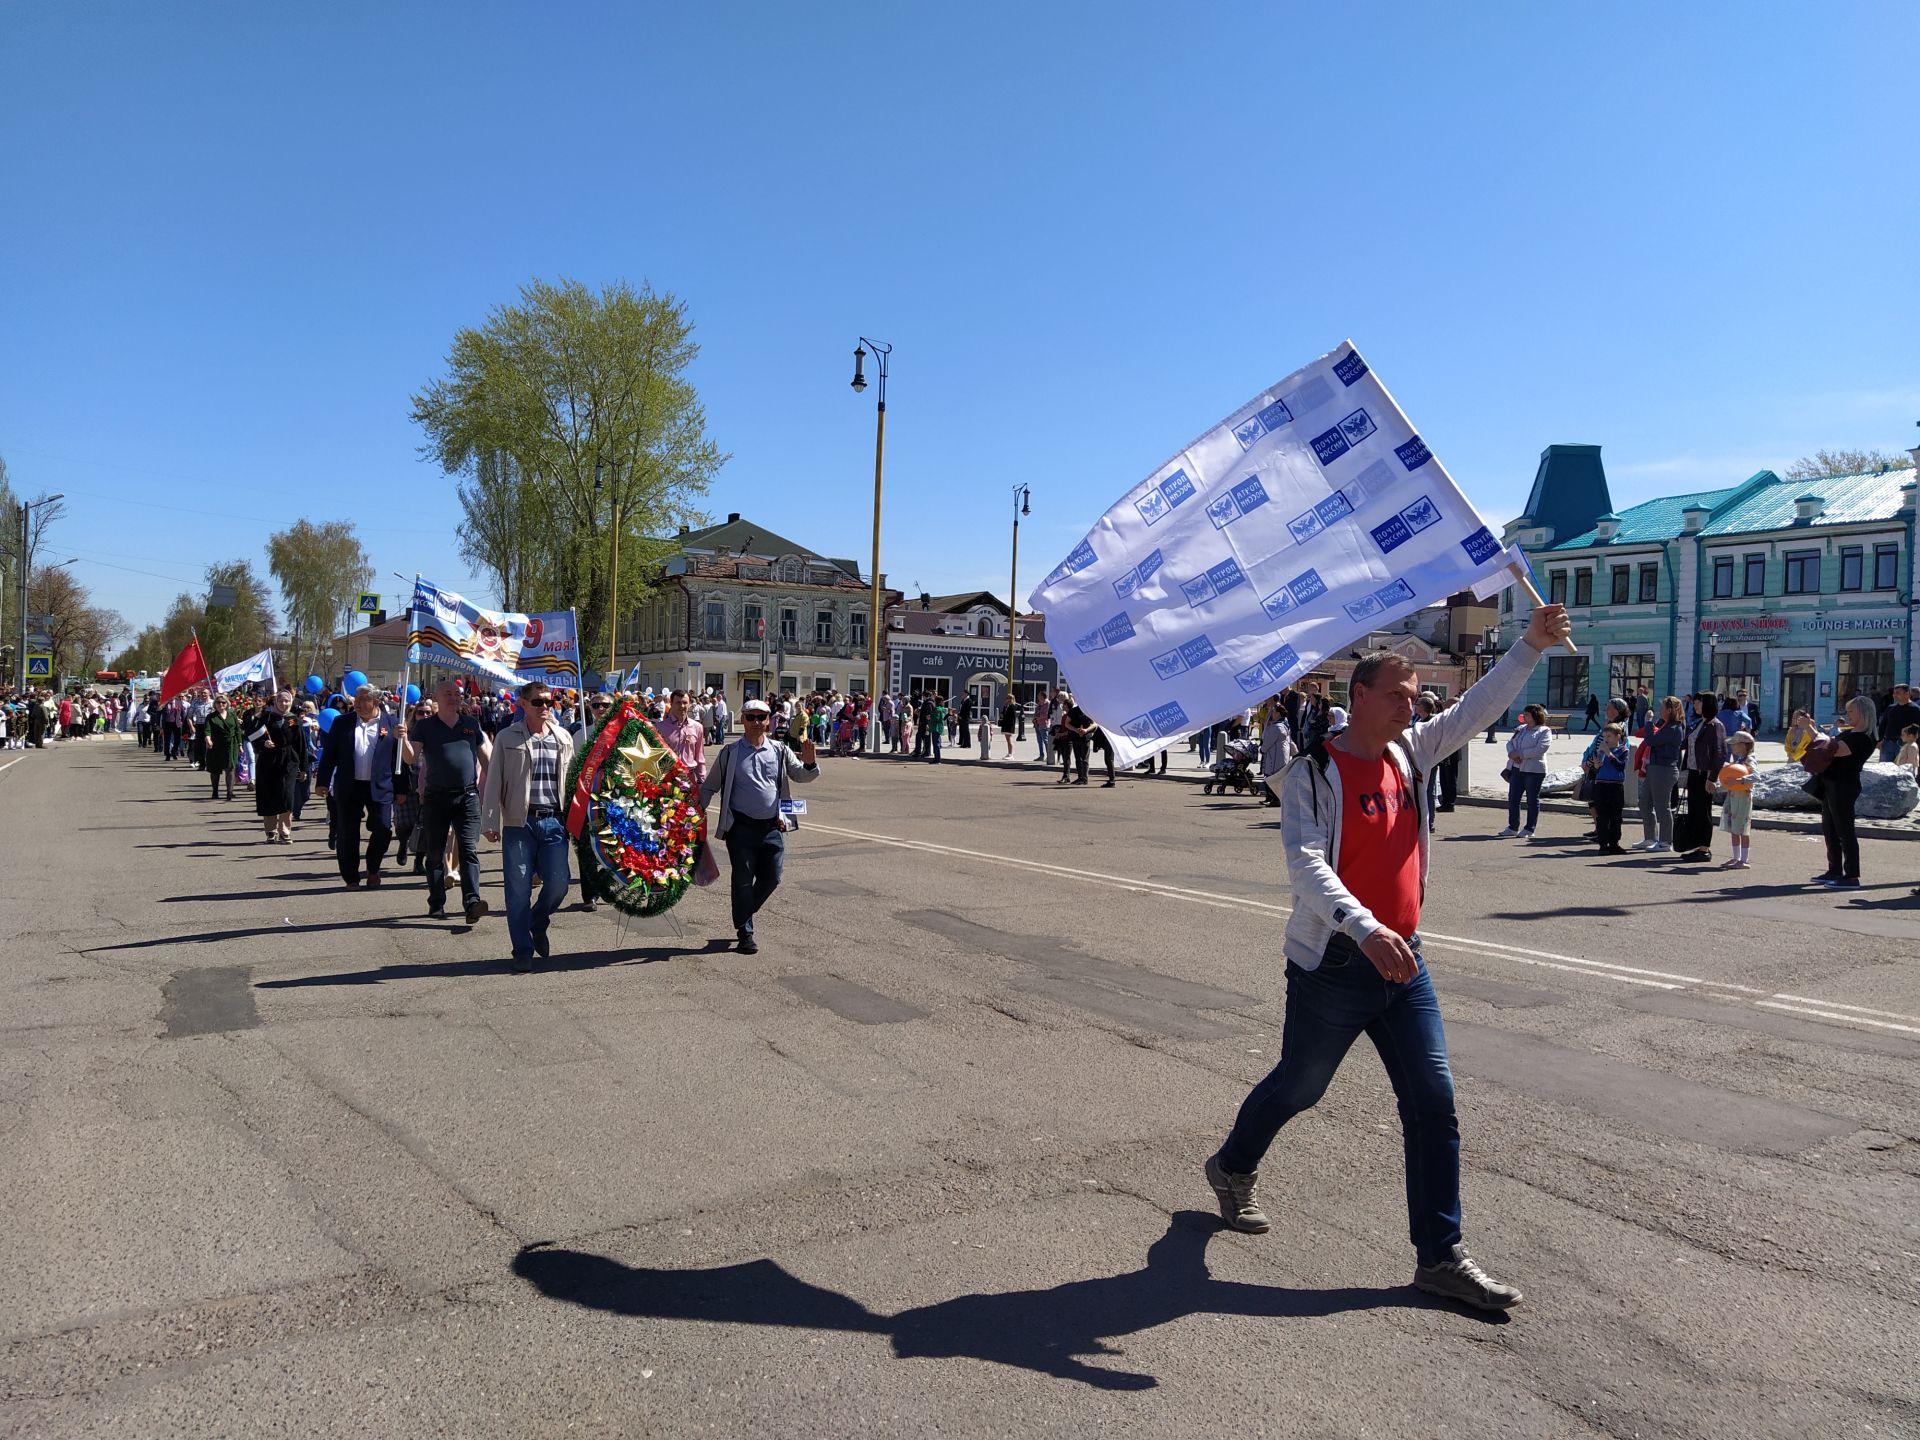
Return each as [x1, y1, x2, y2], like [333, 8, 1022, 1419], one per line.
[1030, 341, 1526, 767]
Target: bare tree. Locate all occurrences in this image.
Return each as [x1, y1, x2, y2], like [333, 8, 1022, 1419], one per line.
[1782, 448, 1914, 481]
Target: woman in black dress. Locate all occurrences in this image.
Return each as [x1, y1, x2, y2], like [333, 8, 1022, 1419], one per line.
[1677, 692, 1726, 862]
[1812, 696, 1877, 889]
[248, 688, 304, 843]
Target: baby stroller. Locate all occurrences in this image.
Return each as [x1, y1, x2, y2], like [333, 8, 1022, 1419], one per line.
[1202, 736, 1261, 796]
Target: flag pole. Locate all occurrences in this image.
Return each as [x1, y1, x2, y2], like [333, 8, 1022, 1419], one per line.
[1360, 350, 1578, 655]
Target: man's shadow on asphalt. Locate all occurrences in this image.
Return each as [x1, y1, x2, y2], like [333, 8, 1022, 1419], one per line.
[254, 939, 733, 987]
[513, 1210, 1485, 1392]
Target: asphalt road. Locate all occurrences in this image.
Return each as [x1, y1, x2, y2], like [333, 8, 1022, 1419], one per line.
[3, 738, 1917, 1438]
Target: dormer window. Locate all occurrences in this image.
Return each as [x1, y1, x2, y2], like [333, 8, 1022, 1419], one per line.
[1793, 494, 1825, 523]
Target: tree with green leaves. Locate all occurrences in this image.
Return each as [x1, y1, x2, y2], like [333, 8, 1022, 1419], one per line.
[267, 519, 373, 680]
[1782, 448, 1913, 481]
[195, 559, 278, 670]
[410, 277, 724, 669]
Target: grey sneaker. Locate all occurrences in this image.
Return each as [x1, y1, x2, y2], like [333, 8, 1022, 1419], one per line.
[1204, 1153, 1270, 1233]
[1414, 1244, 1524, 1311]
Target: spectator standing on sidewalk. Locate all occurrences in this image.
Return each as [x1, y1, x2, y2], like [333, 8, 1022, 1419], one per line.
[1633, 695, 1686, 853]
[1879, 684, 1920, 762]
[1033, 691, 1053, 764]
[1202, 601, 1569, 1313]
[1498, 705, 1552, 838]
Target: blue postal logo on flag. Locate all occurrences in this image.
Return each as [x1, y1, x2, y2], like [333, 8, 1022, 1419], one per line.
[1029, 340, 1523, 769]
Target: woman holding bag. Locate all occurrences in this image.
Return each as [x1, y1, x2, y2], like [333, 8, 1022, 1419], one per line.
[1676, 692, 1727, 862]
[1498, 704, 1552, 838]
[1809, 696, 1876, 888]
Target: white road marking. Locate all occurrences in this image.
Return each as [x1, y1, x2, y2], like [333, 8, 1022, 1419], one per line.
[810, 821, 1920, 1039]
[0, 757, 24, 778]
[1754, 1003, 1920, 1036]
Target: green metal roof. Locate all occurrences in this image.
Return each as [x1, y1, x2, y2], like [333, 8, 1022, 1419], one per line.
[1540, 487, 1735, 551]
[1701, 468, 1915, 535]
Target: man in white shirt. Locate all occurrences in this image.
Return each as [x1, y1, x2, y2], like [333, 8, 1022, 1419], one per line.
[315, 684, 400, 889]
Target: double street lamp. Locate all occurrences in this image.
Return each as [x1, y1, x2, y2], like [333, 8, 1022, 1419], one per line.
[1007, 484, 1029, 717]
[850, 338, 890, 750]
[15, 493, 65, 691]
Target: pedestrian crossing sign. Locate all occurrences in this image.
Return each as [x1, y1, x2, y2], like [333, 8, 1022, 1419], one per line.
[25, 653, 52, 680]
[356, 591, 382, 614]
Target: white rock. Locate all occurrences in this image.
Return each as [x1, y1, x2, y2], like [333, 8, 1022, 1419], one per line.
[1539, 766, 1587, 795]
[1748, 762, 1918, 818]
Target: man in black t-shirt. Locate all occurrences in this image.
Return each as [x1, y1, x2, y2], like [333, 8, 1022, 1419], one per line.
[403, 677, 494, 923]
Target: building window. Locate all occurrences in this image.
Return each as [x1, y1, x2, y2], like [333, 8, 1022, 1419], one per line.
[813, 674, 833, 694]
[1874, 543, 1898, 590]
[1608, 653, 1656, 702]
[1838, 546, 1863, 591]
[1710, 650, 1761, 701]
[703, 601, 727, 643]
[1712, 556, 1734, 597]
[1548, 570, 1567, 605]
[1545, 655, 1589, 709]
[1783, 549, 1819, 594]
[850, 610, 867, 649]
[779, 607, 798, 643]
[815, 609, 834, 645]
[1610, 566, 1630, 605]
[743, 602, 763, 639]
[1638, 563, 1659, 602]
[1573, 570, 1592, 606]
[1743, 554, 1766, 596]
[1837, 649, 1894, 707]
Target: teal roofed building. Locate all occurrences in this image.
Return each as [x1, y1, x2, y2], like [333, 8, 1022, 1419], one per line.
[1495, 447, 1919, 730]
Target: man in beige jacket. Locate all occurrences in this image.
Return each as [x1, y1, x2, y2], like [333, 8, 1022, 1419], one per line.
[482, 680, 577, 973]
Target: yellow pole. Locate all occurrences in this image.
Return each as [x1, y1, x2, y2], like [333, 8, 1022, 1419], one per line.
[1006, 504, 1019, 713]
[608, 496, 621, 681]
[867, 401, 885, 725]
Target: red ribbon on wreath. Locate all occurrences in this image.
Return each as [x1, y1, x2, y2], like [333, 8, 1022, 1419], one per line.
[565, 696, 639, 838]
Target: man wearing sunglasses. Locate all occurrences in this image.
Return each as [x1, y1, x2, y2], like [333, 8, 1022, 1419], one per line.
[699, 697, 817, 954]
[480, 681, 576, 972]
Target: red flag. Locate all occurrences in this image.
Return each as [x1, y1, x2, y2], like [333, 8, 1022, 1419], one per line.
[158, 637, 210, 704]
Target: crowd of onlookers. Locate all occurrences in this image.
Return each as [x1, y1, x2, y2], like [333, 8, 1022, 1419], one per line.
[1497, 682, 1920, 893]
[0, 685, 129, 747]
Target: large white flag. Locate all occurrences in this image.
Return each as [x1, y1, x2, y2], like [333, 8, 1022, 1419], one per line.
[210, 647, 275, 694]
[1030, 341, 1526, 767]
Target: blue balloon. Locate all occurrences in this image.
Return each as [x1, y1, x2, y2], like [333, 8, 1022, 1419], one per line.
[343, 670, 369, 693]
[404, 684, 421, 705]
[303, 675, 325, 696]
[315, 709, 338, 733]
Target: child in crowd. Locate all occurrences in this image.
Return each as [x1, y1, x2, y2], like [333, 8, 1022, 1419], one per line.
[1899, 724, 1920, 782]
[1717, 730, 1758, 870]
[1591, 722, 1630, 854]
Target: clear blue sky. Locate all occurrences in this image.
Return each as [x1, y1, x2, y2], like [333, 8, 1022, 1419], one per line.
[3, 1, 1914, 639]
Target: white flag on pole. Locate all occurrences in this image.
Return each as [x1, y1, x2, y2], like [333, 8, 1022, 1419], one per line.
[1029, 341, 1527, 768]
[210, 647, 276, 695]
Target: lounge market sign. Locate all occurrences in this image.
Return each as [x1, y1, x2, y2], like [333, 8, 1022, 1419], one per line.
[1701, 614, 1907, 638]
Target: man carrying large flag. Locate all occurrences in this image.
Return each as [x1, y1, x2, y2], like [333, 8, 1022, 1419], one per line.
[1032, 341, 1576, 1311]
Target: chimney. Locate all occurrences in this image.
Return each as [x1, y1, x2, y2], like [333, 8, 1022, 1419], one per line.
[919, 592, 931, 610]
[726, 512, 741, 524]
[1793, 493, 1826, 523]
[678, 524, 689, 537]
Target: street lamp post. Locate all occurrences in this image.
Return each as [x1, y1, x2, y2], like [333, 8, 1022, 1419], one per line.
[594, 459, 623, 684]
[850, 338, 890, 751]
[1006, 484, 1029, 719]
[16, 493, 65, 691]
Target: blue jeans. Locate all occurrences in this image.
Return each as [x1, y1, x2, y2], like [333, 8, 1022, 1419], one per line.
[1197, 729, 1213, 766]
[1036, 728, 1050, 763]
[1219, 939, 1462, 1266]
[1506, 770, 1544, 830]
[1879, 739, 1901, 763]
[502, 814, 572, 961]
[724, 816, 785, 937]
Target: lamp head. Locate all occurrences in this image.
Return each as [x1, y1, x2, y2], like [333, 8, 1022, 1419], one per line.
[594, 460, 604, 490]
[1020, 487, 1030, 516]
[851, 345, 867, 393]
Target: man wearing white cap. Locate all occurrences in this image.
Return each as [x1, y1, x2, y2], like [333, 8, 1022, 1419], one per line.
[699, 698, 817, 954]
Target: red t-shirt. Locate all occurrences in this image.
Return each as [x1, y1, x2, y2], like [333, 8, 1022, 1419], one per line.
[1327, 746, 1422, 940]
